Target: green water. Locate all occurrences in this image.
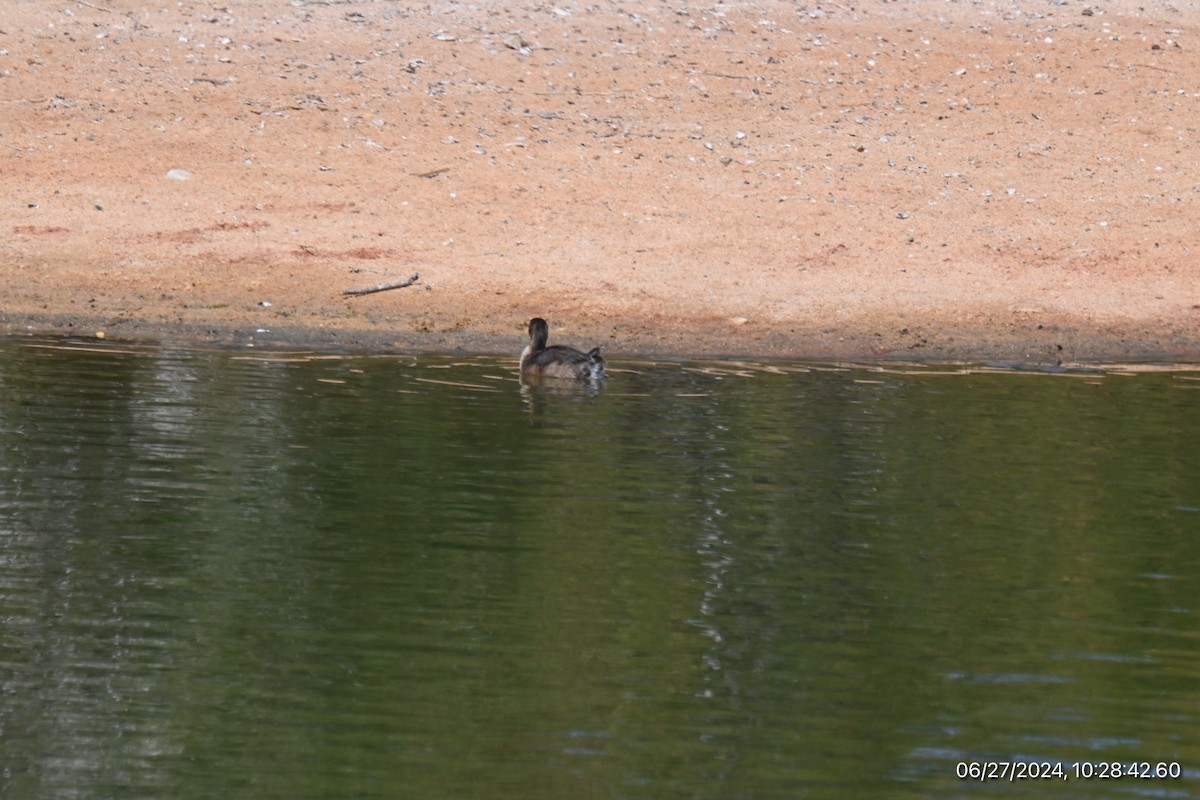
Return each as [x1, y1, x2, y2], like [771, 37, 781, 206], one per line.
[0, 339, 1197, 799]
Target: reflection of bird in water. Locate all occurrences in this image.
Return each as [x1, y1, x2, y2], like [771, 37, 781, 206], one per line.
[519, 375, 604, 422]
[519, 317, 606, 381]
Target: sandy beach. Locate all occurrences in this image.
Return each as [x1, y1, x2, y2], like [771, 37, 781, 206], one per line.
[2, 0, 1198, 362]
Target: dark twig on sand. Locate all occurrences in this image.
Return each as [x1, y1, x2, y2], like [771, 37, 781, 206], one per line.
[74, 0, 115, 12]
[341, 272, 420, 296]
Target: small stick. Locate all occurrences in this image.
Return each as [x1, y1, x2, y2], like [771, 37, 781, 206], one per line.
[342, 272, 420, 296]
[694, 70, 763, 81]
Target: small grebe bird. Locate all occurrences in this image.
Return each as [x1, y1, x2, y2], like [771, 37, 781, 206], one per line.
[519, 317, 606, 380]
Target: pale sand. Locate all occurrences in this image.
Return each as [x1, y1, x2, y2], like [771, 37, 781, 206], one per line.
[2, 0, 1198, 362]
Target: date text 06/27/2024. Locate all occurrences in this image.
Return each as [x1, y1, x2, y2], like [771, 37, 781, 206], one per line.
[956, 761, 1183, 782]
